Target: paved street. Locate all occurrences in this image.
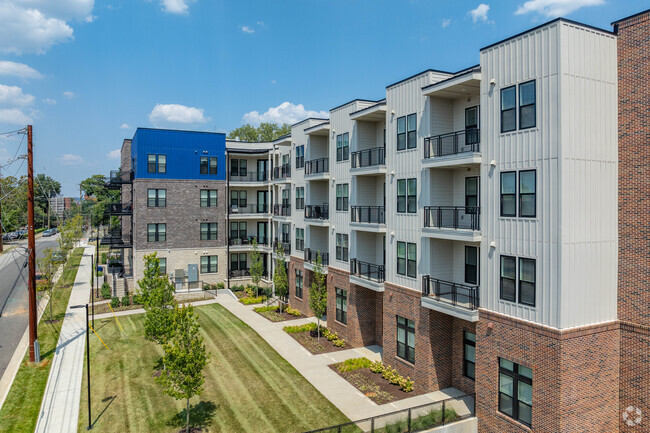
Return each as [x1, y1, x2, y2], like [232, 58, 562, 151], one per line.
[0, 234, 61, 381]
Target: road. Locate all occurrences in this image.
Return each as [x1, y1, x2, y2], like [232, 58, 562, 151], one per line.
[0, 234, 61, 380]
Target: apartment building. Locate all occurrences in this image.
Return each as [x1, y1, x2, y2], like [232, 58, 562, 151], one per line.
[105, 11, 650, 432]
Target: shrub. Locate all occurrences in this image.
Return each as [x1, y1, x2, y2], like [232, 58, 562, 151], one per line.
[244, 287, 255, 298]
[326, 331, 338, 342]
[217, 282, 225, 290]
[254, 306, 276, 313]
[310, 325, 329, 338]
[132, 294, 142, 305]
[121, 295, 131, 306]
[285, 306, 301, 317]
[283, 322, 317, 334]
[110, 297, 120, 309]
[101, 252, 107, 264]
[202, 284, 211, 291]
[370, 360, 384, 374]
[399, 376, 414, 393]
[333, 338, 346, 348]
[337, 357, 372, 372]
[101, 282, 111, 299]
[240, 296, 266, 305]
[231, 284, 244, 292]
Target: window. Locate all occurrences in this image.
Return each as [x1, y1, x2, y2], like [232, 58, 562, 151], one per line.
[397, 179, 406, 213]
[231, 222, 246, 241]
[295, 228, 304, 251]
[397, 241, 416, 278]
[295, 187, 304, 209]
[397, 179, 417, 214]
[500, 172, 516, 217]
[519, 170, 536, 218]
[336, 234, 348, 262]
[519, 81, 536, 129]
[519, 258, 536, 306]
[407, 114, 417, 149]
[335, 133, 349, 162]
[397, 116, 406, 150]
[230, 253, 247, 271]
[147, 154, 166, 173]
[465, 246, 478, 285]
[397, 242, 406, 276]
[397, 316, 415, 363]
[336, 184, 349, 211]
[296, 145, 304, 168]
[200, 256, 218, 273]
[335, 288, 347, 324]
[158, 155, 166, 173]
[230, 159, 247, 176]
[159, 258, 167, 275]
[465, 177, 478, 213]
[147, 189, 166, 207]
[463, 332, 476, 380]
[147, 223, 166, 242]
[200, 190, 218, 207]
[499, 358, 533, 427]
[231, 190, 247, 208]
[200, 157, 208, 174]
[295, 270, 303, 299]
[501, 86, 516, 133]
[147, 154, 156, 173]
[200, 156, 217, 174]
[500, 255, 516, 302]
[200, 223, 218, 241]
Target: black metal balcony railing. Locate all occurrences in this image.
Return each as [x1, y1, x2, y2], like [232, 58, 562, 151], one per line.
[228, 204, 269, 214]
[351, 147, 385, 168]
[422, 275, 479, 310]
[351, 206, 385, 224]
[228, 236, 269, 246]
[273, 240, 291, 255]
[107, 203, 133, 215]
[304, 204, 329, 220]
[106, 170, 133, 188]
[273, 204, 291, 217]
[423, 128, 480, 159]
[229, 269, 250, 278]
[272, 164, 291, 180]
[424, 206, 480, 231]
[350, 259, 385, 283]
[305, 157, 329, 175]
[228, 170, 268, 182]
[305, 248, 329, 266]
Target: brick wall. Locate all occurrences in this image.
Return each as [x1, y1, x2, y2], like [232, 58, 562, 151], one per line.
[452, 318, 476, 397]
[383, 282, 453, 392]
[620, 324, 650, 432]
[476, 310, 619, 433]
[288, 257, 312, 316]
[327, 266, 351, 341]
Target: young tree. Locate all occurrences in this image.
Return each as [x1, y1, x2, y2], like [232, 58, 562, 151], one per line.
[156, 304, 210, 433]
[138, 253, 177, 345]
[36, 247, 62, 321]
[249, 237, 264, 297]
[58, 214, 83, 254]
[273, 244, 288, 312]
[309, 253, 328, 339]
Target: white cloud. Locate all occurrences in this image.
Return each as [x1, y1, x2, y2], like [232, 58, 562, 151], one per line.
[0, 84, 35, 107]
[271, 80, 276, 85]
[42, 98, 57, 105]
[469, 3, 490, 22]
[0, 108, 33, 124]
[84, 14, 97, 23]
[120, 123, 130, 129]
[0, 61, 43, 79]
[149, 103, 207, 125]
[107, 149, 121, 159]
[515, 0, 604, 17]
[241, 25, 254, 34]
[59, 153, 84, 165]
[442, 18, 451, 28]
[242, 102, 329, 126]
[160, 0, 194, 14]
[63, 91, 75, 99]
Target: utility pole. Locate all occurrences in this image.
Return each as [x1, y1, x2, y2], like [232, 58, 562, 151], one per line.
[27, 125, 39, 363]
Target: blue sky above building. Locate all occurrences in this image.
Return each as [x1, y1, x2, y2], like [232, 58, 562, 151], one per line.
[0, 0, 645, 195]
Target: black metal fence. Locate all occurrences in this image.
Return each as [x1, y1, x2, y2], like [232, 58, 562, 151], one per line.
[423, 129, 480, 159]
[351, 206, 385, 224]
[272, 164, 291, 180]
[305, 157, 329, 175]
[228, 236, 269, 246]
[228, 170, 269, 182]
[273, 240, 291, 255]
[273, 204, 291, 217]
[423, 206, 480, 231]
[351, 147, 385, 168]
[229, 204, 269, 214]
[350, 259, 385, 283]
[305, 204, 329, 220]
[305, 248, 329, 266]
[422, 276, 479, 310]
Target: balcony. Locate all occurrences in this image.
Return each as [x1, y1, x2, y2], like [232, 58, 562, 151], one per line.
[272, 164, 291, 181]
[351, 206, 385, 228]
[273, 204, 291, 218]
[273, 239, 291, 256]
[107, 203, 132, 216]
[228, 170, 269, 183]
[228, 204, 269, 217]
[351, 147, 386, 174]
[229, 269, 250, 278]
[421, 275, 479, 322]
[423, 129, 481, 168]
[304, 204, 329, 223]
[228, 236, 270, 247]
[350, 259, 385, 292]
[304, 248, 329, 266]
[423, 206, 480, 241]
[105, 170, 133, 189]
[305, 158, 329, 178]
[100, 230, 133, 249]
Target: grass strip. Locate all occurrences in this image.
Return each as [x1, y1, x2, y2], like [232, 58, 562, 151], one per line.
[0, 247, 84, 433]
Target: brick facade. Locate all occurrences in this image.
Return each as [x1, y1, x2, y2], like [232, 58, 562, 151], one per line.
[452, 318, 476, 397]
[615, 11, 650, 432]
[476, 310, 620, 433]
[288, 256, 313, 316]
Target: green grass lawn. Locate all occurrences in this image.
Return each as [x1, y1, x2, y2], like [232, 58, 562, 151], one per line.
[78, 303, 350, 433]
[0, 247, 84, 433]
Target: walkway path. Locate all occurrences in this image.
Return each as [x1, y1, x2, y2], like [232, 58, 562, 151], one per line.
[34, 244, 94, 433]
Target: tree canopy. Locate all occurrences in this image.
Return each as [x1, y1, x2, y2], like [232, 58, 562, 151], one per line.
[227, 123, 291, 142]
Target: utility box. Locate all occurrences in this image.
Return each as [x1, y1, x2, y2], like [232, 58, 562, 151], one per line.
[188, 264, 198, 282]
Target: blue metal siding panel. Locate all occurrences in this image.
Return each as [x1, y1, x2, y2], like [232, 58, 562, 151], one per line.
[131, 128, 226, 181]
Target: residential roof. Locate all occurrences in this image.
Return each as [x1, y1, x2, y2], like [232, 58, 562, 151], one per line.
[330, 98, 382, 112]
[612, 8, 650, 25]
[386, 68, 454, 89]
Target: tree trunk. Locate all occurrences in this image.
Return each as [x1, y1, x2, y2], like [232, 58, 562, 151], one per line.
[49, 288, 53, 321]
[317, 318, 320, 340]
[186, 398, 190, 433]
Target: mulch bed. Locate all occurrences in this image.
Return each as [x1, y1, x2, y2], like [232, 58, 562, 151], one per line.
[329, 365, 427, 404]
[289, 330, 349, 355]
[254, 308, 304, 322]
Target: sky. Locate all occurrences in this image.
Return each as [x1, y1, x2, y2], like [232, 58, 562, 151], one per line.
[0, 0, 646, 196]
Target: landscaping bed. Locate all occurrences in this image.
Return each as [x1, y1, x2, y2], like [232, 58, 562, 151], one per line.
[92, 293, 215, 315]
[253, 305, 303, 322]
[284, 323, 348, 354]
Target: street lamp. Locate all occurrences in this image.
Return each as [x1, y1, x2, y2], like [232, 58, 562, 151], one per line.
[71, 303, 92, 430]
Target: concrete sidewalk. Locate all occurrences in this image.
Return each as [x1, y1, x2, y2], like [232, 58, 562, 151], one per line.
[34, 244, 94, 433]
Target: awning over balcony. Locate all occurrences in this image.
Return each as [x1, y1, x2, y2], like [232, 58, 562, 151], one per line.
[422, 69, 481, 98]
[304, 122, 330, 136]
[349, 101, 387, 122]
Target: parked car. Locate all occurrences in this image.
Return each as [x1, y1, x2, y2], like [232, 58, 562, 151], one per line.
[42, 228, 56, 237]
